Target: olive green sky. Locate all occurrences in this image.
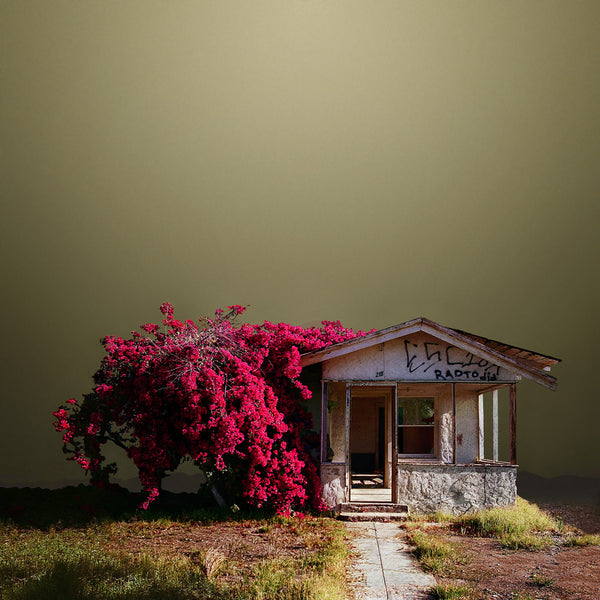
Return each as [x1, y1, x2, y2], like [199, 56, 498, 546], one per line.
[1, 1, 599, 486]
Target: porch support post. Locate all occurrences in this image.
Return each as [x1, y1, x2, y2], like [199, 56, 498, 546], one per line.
[392, 384, 398, 503]
[320, 381, 328, 464]
[492, 389, 499, 462]
[510, 383, 517, 465]
[478, 393, 485, 460]
[452, 383, 457, 464]
[345, 384, 351, 502]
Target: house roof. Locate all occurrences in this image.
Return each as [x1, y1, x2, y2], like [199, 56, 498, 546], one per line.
[300, 317, 561, 390]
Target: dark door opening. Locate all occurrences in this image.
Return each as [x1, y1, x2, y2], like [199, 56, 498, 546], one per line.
[350, 395, 385, 488]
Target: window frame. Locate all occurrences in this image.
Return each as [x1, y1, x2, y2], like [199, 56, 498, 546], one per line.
[397, 395, 437, 459]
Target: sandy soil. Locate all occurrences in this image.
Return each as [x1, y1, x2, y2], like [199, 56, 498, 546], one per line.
[426, 504, 600, 600]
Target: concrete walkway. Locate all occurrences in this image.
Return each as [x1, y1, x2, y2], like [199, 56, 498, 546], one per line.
[346, 521, 436, 600]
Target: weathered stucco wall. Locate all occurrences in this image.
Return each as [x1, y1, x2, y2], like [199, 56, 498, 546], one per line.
[455, 390, 479, 464]
[397, 464, 516, 515]
[320, 463, 347, 509]
[323, 332, 517, 384]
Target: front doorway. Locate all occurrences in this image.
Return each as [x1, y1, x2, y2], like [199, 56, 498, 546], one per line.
[348, 386, 394, 503]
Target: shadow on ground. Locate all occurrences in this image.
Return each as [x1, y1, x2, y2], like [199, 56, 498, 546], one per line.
[0, 485, 231, 529]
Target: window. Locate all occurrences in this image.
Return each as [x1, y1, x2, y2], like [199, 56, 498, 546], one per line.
[398, 397, 435, 456]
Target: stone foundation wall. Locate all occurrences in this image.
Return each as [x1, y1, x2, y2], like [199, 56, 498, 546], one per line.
[397, 463, 516, 515]
[320, 463, 347, 509]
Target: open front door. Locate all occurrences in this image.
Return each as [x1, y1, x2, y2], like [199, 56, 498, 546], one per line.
[348, 386, 394, 503]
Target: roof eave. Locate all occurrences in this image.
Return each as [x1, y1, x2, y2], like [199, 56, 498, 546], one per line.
[300, 317, 559, 391]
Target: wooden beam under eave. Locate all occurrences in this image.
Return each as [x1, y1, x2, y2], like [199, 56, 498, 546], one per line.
[420, 323, 558, 391]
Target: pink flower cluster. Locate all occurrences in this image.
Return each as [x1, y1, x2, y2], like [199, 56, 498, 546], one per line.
[53, 303, 366, 512]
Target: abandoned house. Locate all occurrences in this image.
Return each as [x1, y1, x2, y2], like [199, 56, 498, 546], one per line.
[300, 318, 560, 515]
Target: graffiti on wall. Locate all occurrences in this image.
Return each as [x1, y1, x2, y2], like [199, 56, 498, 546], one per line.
[403, 339, 503, 382]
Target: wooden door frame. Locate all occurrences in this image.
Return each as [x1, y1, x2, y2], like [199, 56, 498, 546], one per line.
[345, 383, 397, 503]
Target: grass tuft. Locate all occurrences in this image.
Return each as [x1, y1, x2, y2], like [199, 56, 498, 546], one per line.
[406, 529, 460, 575]
[200, 548, 227, 580]
[499, 532, 553, 550]
[407, 510, 454, 523]
[563, 533, 600, 547]
[432, 582, 473, 599]
[456, 498, 558, 550]
[530, 571, 554, 587]
[0, 487, 352, 600]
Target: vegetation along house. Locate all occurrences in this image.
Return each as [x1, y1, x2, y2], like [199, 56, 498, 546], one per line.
[299, 318, 560, 514]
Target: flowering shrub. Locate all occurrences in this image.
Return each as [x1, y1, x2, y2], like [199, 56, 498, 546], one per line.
[53, 304, 366, 512]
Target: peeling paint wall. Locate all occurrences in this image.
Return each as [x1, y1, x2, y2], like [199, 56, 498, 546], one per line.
[320, 463, 347, 509]
[397, 464, 517, 514]
[323, 332, 517, 384]
[456, 389, 479, 464]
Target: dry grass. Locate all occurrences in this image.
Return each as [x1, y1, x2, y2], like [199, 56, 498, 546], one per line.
[456, 497, 560, 549]
[0, 490, 351, 600]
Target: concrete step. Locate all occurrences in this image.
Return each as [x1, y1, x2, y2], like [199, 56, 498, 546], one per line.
[339, 510, 409, 522]
[340, 502, 409, 514]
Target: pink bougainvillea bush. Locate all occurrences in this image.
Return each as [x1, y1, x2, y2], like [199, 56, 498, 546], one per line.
[54, 304, 367, 513]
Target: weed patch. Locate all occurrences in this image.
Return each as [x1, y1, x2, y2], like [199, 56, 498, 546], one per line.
[431, 582, 473, 599]
[529, 571, 554, 587]
[0, 490, 351, 600]
[563, 533, 600, 547]
[456, 498, 558, 549]
[406, 529, 461, 575]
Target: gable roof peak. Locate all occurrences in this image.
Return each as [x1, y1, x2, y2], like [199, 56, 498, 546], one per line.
[300, 316, 560, 391]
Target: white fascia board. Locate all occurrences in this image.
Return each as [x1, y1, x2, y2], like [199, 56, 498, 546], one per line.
[299, 322, 423, 366]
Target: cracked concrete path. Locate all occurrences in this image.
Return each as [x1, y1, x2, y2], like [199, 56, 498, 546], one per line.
[346, 521, 436, 600]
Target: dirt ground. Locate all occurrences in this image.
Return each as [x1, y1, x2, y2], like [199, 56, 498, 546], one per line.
[105, 518, 327, 585]
[104, 504, 600, 598]
[425, 504, 600, 600]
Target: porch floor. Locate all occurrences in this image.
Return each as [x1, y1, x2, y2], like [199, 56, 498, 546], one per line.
[349, 487, 392, 503]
